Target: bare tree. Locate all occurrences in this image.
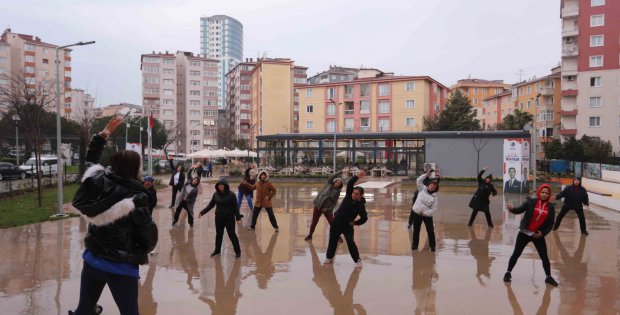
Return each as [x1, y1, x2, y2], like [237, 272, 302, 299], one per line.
[73, 105, 96, 175]
[0, 72, 56, 206]
[162, 123, 181, 156]
[472, 138, 490, 174]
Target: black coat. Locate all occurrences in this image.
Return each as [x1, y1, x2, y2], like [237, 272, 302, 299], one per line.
[332, 175, 368, 228]
[469, 170, 497, 210]
[238, 168, 255, 196]
[556, 185, 589, 210]
[168, 160, 186, 189]
[509, 198, 555, 236]
[200, 179, 242, 220]
[146, 186, 157, 213]
[73, 134, 158, 265]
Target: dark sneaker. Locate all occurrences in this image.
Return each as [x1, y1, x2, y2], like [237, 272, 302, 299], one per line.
[582, 230, 589, 236]
[489, 224, 495, 228]
[411, 246, 418, 251]
[304, 235, 312, 241]
[430, 247, 436, 252]
[210, 252, 221, 257]
[235, 254, 241, 259]
[503, 272, 512, 282]
[545, 276, 558, 286]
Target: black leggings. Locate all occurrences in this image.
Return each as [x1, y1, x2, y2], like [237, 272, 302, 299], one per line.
[411, 212, 435, 250]
[507, 232, 551, 276]
[214, 216, 241, 255]
[73, 262, 139, 315]
[250, 207, 279, 229]
[173, 201, 194, 226]
[326, 225, 360, 262]
[554, 206, 587, 232]
[468, 206, 493, 226]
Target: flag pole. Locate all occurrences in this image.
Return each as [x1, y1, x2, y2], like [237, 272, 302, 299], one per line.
[148, 114, 154, 176]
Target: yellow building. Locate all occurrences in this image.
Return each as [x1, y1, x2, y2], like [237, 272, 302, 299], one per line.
[511, 66, 562, 158]
[451, 79, 511, 127]
[249, 58, 296, 146]
[296, 75, 449, 134]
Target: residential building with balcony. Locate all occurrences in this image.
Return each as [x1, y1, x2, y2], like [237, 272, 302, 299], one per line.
[0, 29, 72, 114]
[141, 51, 219, 154]
[560, 0, 620, 154]
[101, 103, 142, 117]
[296, 74, 449, 134]
[225, 59, 256, 145]
[307, 65, 376, 85]
[68, 89, 95, 122]
[481, 90, 515, 130]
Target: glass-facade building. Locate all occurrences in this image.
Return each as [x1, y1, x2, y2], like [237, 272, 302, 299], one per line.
[200, 15, 243, 109]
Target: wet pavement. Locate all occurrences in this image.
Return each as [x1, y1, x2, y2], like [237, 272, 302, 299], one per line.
[1, 181, 620, 314]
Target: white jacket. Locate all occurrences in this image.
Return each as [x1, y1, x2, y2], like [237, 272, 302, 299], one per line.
[412, 173, 438, 217]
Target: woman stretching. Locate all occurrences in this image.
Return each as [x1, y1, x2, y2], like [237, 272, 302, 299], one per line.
[238, 167, 256, 227]
[504, 184, 558, 286]
[324, 171, 368, 267]
[468, 167, 497, 227]
[411, 169, 439, 252]
[243, 171, 279, 232]
[199, 179, 242, 258]
[172, 177, 200, 228]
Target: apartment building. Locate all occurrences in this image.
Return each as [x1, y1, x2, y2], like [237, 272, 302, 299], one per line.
[249, 58, 298, 146]
[0, 29, 72, 113]
[512, 67, 562, 158]
[451, 79, 511, 127]
[101, 103, 142, 117]
[292, 65, 308, 132]
[560, 0, 620, 154]
[67, 89, 95, 122]
[226, 59, 256, 144]
[481, 91, 515, 130]
[296, 75, 449, 134]
[141, 51, 219, 154]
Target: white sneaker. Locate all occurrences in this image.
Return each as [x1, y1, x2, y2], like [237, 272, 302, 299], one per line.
[355, 260, 363, 268]
[323, 258, 334, 264]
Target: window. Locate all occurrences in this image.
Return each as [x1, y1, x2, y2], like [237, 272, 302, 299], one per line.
[190, 90, 200, 96]
[379, 84, 390, 97]
[360, 84, 370, 97]
[163, 89, 174, 95]
[189, 110, 200, 117]
[306, 121, 314, 129]
[25, 55, 35, 62]
[143, 57, 160, 63]
[589, 96, 602, 107]
[591, 14, 605, 27]
[473, 98, 478, 105]
[161, 99, 173, 105]
[327, 104, 336, 115]
[406, 81, 416, 91]
[527, 86, 531, 94]
[405, 100, 416, 109]
[344, 102, 354, 115]
[345, 85, 354, 98]
[590, 35, 604, 47]
[163, 59, 174, 64]
[190, 80, 200, 86]
[589, 116, 601, 127]
[360, 118, 370, 130]
[589, 55, 603, 67]
[327, 87, 336, 99]
[590, 76, 602, 87]
[326, 120, 335, 132]
[190, 70, 200, 76]
[527, 100, 531, 109]
[482, 88, 488, 94]
[406, 118, 416, 127]
[306, 105, 314, 113]
[378, 118, 390, 131]
[163, 79, 174, 85]
[378, 101, 390, 114]
[360, 100, 370, 114]
[190, 100, 200, 106]
[24, 44, 35, 51]
[163, 110, 174, 116]
[344, 118, 354, 130]
[143, 76, 158, 84]
[591, 0, 604, 6]
[473, 88, 478, 94]
[190, 61, 200, 67]
[163, 69, 174, 75]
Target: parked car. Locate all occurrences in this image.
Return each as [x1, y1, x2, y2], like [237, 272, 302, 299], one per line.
[0, 162, 27, 180]
[19, 157, 58, 176]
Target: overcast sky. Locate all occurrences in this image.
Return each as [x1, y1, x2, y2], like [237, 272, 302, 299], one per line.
[1, 0, 560, 106]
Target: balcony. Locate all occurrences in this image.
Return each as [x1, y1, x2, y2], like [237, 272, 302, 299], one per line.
[540, 86, 554, 96]
[561, 68, 578, 77]
[561, 6, 579, 18]
[344, 110, 354, 115]
[562, 45, 579, 57]
[561, 89, 578, 97]
[360, 126, 370, 132]
[562, 28, 578, 38]
[559, 128, 577, 136]
[560, 109, 578, 116]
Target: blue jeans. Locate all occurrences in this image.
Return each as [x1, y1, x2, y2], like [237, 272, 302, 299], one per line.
[237, 191, 254, 226]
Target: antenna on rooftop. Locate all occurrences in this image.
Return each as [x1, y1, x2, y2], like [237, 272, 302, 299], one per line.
[516, 69, 525, 82]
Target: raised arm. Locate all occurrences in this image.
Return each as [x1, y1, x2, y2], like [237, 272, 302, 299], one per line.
[346, 175, 359, 196]
[477, 169, 485, 185]
[416, 172, 429, 191]
[326, 170, 343, 184]
[86, 117, 123, 165]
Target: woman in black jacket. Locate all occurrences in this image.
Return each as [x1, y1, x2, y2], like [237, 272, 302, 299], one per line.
[70, 117, 158, 315]
[324, 171, 368, 267]
[168, 159, 185, 208]
[238, 167, 256, 227]
[553, 177, 590, 235]
[200, 179, 242, 258]
[468, 167, 497, 227]
[503, 184, 558, 286]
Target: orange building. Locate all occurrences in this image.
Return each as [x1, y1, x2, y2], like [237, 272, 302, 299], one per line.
[481, 91, 515, 130]
[451, 79, 512, 128]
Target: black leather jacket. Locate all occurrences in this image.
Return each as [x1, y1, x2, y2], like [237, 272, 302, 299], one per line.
[72, 134, 158, 265]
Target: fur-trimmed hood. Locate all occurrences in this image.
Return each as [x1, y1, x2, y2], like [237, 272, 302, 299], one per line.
[258, 170, 270, 182]
[73, 163, 148, 226]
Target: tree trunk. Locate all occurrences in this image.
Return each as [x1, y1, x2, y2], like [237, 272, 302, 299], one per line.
[34, 136, 42, 207]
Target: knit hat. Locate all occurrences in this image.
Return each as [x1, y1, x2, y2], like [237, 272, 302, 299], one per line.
[143, 176, 155, 182]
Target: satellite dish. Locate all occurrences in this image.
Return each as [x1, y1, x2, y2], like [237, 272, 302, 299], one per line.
[523, 122, 532, 131]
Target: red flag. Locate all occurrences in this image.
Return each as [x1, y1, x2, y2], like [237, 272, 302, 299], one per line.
[149, 114, 154, 129]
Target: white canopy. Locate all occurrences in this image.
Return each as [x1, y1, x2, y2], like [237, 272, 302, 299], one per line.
[188, 148, 218, 158]
[188, 147, 257, 159]
[337, 151, 365, 157]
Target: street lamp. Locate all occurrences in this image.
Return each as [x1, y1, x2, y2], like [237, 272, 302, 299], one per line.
[530, 93, 541, 190]
[53, 40, 95, 218]
[328, 98, 342, 173]
[12, 115, 20, 166]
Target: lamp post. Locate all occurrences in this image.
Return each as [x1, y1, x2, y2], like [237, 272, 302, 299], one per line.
[531, 93, 541, 190]
[53, 40, 95, 218]
[12, 115, 20, 166]
[328, 98, 342, 173]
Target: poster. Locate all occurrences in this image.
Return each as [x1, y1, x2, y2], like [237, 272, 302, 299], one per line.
[503, 139, 529, 194]
[126, 143, 142, 157]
